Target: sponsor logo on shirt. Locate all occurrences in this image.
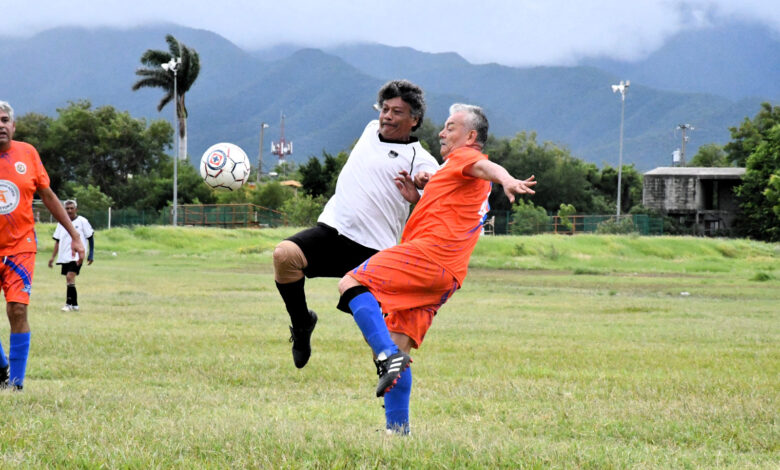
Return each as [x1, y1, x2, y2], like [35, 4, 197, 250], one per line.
[0, 179, 21, 215]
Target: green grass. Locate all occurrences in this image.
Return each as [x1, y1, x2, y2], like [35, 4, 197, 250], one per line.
[1, 226, 778, 468]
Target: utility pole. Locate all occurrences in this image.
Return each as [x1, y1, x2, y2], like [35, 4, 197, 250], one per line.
[161, 57, 181, 226]
[611, 80, 630, 218]
[677, 124, 694, 166]
[258, 122, 269, 184]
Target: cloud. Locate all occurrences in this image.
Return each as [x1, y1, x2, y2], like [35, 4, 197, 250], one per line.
[6, 0, 780, 66]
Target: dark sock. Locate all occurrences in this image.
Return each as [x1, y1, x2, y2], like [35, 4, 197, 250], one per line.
[276, 278, 312, 329]
[67, 284, 77, 306]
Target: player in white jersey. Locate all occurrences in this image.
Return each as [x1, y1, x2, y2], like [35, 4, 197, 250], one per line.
[48, 200, 94, 312]
[273, 80, 439, 369]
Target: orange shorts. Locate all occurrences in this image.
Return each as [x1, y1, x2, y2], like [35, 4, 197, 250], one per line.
[348, 243, 459, 348]
[1, 253, 36, 305]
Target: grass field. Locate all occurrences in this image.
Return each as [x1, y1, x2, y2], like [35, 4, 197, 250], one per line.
[1, 225, 778, 469]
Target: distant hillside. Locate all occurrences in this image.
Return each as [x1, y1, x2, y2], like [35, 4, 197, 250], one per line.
[325, 43, 766, 168]
[1, 23, 776, 173]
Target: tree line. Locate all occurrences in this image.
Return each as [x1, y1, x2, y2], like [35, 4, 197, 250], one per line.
[13, 97, 778, 241]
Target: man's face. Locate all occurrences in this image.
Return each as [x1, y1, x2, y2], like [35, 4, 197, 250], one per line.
[378, 97, 419, 141]
[438, 112, 474, 158]
[0, 110, 15, 151]
[65, 204, 78, 220]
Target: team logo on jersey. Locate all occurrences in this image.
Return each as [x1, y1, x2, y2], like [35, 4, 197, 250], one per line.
[0, 180, 21, 215]
[15, 162, 27, 174]
[387, 150, 399, 159]
[206, 150, 228, 171]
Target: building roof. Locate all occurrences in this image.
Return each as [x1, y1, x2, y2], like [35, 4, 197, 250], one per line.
[644, 167, 746, 178]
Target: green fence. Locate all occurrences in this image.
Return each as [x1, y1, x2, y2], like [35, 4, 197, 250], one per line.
[35, 204, 286, 230]
[39, 203, 662, 235]
[165, 204, 287, 228]
[488, 211, 664, 236]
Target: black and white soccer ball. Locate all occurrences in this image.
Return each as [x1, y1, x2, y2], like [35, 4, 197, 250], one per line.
[200, 143, 251, 191]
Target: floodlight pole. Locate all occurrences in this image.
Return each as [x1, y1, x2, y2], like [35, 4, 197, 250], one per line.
[162, 57, 181, 226]
[612, 80, 630, 218]
[677, 123, 693, 166]
[258, 122, 269, 184]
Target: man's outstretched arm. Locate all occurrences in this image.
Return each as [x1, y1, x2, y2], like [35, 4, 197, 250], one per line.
[465, 159, 536, 202]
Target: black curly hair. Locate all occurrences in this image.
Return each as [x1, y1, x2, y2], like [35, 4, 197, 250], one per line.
[377, 80, 425, 131]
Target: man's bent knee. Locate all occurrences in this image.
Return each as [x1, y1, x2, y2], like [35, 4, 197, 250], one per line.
[273, 240, 307, 283]
[336, 276, 370, 314]
[338, 274, 362, 295]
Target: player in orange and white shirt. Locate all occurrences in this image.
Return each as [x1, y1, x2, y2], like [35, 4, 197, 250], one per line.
[0, 101, 85, 390]
[336, 103, 536, 434]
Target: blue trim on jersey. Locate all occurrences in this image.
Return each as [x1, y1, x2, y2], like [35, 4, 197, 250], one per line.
[469, 183, 493, 234]
[354, 257, 371, 274]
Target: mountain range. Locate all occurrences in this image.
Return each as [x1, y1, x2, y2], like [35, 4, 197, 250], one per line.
[1, 22, 777, 172]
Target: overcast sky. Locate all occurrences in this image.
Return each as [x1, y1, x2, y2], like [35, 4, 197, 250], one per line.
[7, 0, 780, 66]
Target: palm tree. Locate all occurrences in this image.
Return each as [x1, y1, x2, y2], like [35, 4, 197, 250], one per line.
[132, 34, 200, 161]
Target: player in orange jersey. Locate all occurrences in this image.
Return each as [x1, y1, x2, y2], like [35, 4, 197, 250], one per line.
[336, 103, 536, 434]
[0, 101, 85, 390]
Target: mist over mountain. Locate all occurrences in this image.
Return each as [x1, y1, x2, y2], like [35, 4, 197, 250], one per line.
[580, 21, 780, 102]
[1, 22, 776, 172]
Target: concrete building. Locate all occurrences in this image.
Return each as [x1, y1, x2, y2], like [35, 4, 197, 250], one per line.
[642, 167, 745, 235]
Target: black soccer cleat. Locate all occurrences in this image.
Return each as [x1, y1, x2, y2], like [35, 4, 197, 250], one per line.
[289, 310, 318, 369]
[0, 366, 22, 391]
[374, 350, 412, 397]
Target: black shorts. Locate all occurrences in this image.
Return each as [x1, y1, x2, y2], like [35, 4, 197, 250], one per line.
[59, 261, 82, 276]
[287, 223, 379, 279]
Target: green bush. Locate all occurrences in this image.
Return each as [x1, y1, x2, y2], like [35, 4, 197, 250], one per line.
[280, 194, 326, 227]
[65, 183, 114, 211]
[557, 203, 576, 231]
[596, 217, 638, 234]
[511, 200, 549, 235]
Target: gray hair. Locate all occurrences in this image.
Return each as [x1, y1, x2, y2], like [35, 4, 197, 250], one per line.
[377, 80, 426, 131]
[449, 103, 489, 147]
[64, 199, 78, 208]
[0, 101, 14, 121]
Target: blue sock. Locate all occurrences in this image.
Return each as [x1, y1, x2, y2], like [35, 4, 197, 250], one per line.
[0, 339, 8, 369]
[9, 332, 31, 387]
[385, 367, 412, 434]
[349, 292, 398, 357]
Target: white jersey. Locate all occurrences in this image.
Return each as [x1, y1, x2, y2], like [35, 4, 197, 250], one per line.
[53, 215, 94, 264]
[318, 120, 439, 251]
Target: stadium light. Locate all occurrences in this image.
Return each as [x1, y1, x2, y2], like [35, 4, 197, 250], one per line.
[611, 80, 630, 218]
[162, 57, 181, 226]
[258, 122, 269, 184]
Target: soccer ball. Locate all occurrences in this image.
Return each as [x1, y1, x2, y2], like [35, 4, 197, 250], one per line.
[200, 143, 251, 190]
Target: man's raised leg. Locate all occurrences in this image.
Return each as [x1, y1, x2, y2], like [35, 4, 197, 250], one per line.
[273, 240, 317, 368]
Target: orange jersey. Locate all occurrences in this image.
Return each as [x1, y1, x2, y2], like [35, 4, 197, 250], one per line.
[402, 146, 491, 285]
[0, 141, 50, 255]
